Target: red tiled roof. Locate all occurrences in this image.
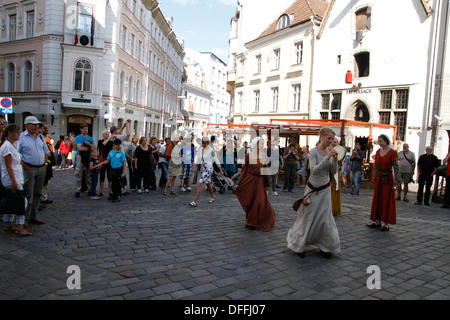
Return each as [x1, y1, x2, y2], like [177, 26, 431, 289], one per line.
[257, 0, 330, 39]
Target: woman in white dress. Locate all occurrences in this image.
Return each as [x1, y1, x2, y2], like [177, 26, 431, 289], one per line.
[287, 128, 340, 258]
[189, 136, 223, 207]
[1, 124, 31, 236]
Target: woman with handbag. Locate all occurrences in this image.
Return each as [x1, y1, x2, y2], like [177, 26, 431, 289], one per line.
[367, 134, 401, 231]
[97, 130, 113, 197]
[0, 124, 32, 236]
[287, 128, 340, 258]
[148, 136, 159, 190]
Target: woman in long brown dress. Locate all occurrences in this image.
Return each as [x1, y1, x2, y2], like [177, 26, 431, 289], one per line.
[367, 134, 401, 231]
[234, 137, 276, 231]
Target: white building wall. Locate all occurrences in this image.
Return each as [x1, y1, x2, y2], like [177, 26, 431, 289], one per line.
[198, 52, 230, 124]
[427, 0, 450, 159]
[234, 22, 314, 126]
[312, 0, 435, 159]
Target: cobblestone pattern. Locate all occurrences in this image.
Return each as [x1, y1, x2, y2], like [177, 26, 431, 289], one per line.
[0, 169, 449, 300]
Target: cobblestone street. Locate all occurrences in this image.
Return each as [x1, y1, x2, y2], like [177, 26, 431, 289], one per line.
[0, 168, 449, 301]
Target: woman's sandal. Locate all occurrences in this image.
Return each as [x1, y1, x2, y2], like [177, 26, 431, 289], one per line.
[163, 192, 168, 195]
[189, 201, 197, 207]
[15, 228, 32, 237]
[209, 198, 216, 203]
[380, 225, 390, 231]
[170, 191, 177, 195]
[4, 225, 17, 233]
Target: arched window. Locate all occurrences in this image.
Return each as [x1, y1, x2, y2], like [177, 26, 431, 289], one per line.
[23, 61, 33, 92]
[119, 72, 125, 98]
[355, 7, 371, 32]
[74, 58, 92, 92]
[277, 14, 290, 30]
[135, 80, 140, 104]
[354, 51, 370, 77]
[7, 63, 15, 92]
[128, 76, 133, 102]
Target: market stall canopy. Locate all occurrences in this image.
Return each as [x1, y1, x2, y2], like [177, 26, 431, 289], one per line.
[250, 123, 321, 136]
[269, 118, 398, 146]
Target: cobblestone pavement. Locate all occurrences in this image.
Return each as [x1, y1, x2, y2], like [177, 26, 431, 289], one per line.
[0, 168, 449, 301]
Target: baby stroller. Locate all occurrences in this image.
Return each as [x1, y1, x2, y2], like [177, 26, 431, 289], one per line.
[212, 168, 235, 194]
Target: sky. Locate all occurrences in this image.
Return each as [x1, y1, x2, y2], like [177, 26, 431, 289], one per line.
[159, 0, 238, 63]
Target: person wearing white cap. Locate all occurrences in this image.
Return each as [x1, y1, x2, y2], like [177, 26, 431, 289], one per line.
[18, 116, 50, 226]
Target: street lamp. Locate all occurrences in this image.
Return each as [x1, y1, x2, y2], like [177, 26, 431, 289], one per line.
[103, 110, 110, 127]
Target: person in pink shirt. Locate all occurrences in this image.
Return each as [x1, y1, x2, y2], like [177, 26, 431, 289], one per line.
[58, 136, 72, 169]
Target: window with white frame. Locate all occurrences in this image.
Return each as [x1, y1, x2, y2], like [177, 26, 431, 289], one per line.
[148, 50, 152, 68]
[293, 41, 303, 65]
[78, 3, 93, 34]
[9, 15, 17, 41]
[128, 76, 134, 102]
[255, 54, 261, 74]
[135, 80, 140, 104]
[121, 25, 127, 49]
[253, 90, 260, 112]
[7, 63, 15, 92]
[236, 91, 243, 114]
[23, 61, 33, 92]
[138, 40, 142, 61]
[291, 83, 301, 111]
[269, 87, 279, 112]
[237, 57, 245, 77]
[277, 14, 290, 30]
[271, 48, 280, 70]
[26, 11, 35, 38]
[73, 59, 92, 92]
[130, 34, 135, 56]
[120, 72, 125, 98]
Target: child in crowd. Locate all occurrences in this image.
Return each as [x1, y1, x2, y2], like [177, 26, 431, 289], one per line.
[89, 148, 102, 200]
[100, 139, 127, 202]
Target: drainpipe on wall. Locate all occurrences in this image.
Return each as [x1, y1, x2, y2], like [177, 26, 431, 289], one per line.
[308, 16, 317, 123]
[431, 0, 449, 151]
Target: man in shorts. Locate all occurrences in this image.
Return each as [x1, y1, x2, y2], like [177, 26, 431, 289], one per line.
[180, 135, 195, 192]
[397, 143, 416, 202]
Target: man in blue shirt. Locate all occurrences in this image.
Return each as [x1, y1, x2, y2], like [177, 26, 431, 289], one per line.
[18, 116, 50, 226]
[348, 142, 365, 197]
[74, 123, 95, 197]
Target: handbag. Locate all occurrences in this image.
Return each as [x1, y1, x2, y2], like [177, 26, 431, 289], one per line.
[379, 171, 389, 184]
[150, 155, 156, 166]
[99, 157, 107, 169]
[0, 189, 28, 215]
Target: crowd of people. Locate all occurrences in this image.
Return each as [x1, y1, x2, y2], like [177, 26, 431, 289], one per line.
[1, 116, 449, 260]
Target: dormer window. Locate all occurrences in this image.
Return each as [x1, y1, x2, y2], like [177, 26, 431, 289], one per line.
[277, 14, 290, 30]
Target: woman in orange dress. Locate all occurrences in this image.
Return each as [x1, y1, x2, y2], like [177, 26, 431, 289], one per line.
[367, 134, 401, 231]
[234, 137, 276, 231]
